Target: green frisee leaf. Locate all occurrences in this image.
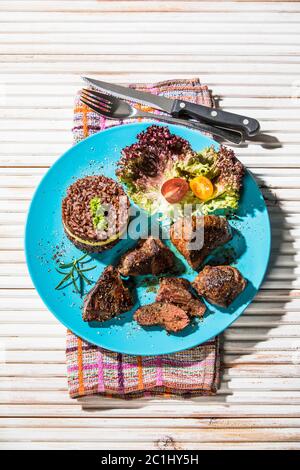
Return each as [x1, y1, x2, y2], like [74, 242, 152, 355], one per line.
[89, 197, 108, 231]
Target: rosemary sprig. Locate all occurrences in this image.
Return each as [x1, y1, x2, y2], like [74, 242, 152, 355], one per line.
[55, 253, 96, 296]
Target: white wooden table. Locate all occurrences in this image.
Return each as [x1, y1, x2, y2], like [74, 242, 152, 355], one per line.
[1, 0, 300, 450]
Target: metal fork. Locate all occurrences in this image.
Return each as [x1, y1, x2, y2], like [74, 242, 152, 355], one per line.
[80, 88, 243, 144]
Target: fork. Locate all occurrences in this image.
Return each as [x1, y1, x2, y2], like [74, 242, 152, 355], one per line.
[80, 88, 243, 144]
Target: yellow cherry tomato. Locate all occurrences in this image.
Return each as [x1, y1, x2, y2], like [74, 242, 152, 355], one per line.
[189, 176, 214, 201]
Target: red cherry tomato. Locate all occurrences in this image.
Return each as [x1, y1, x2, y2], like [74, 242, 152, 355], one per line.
[161, 178, 189, 204]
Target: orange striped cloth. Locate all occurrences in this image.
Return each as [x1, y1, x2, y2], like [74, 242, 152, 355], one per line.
[66, 78, 220, 399]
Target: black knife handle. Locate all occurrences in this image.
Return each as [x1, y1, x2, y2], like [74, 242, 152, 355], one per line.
[171, 100, 260, 137]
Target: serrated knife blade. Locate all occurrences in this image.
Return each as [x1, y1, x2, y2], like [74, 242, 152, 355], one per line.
[82, 77, 174, 113]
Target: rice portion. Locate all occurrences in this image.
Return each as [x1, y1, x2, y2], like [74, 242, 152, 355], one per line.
[62, 175, 129, 243]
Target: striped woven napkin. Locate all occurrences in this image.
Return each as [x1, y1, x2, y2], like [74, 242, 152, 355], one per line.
[67, 78, 220, 399]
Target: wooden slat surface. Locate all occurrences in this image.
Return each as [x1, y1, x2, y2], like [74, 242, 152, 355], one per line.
[1, 0, 300, 450]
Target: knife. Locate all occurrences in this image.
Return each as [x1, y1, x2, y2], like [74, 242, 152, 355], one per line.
[82, 77, 260, 137]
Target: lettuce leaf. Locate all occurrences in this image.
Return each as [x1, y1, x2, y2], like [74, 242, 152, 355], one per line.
[116, 125, 244, 216]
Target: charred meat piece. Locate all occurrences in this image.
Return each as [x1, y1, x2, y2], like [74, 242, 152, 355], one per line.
[193, 265, 246, 307]
[83, 265, 133, 322]
[156, 277, 206, 318]
[170, 215, 232, 270]
[118, 237, 175, 277]
[134, 302, 190, 333]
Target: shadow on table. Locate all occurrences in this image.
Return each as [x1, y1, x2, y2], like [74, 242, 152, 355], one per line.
[78, 151, 296, 410]
[218, 174, 294, 399]
[212, 95, 282, 149]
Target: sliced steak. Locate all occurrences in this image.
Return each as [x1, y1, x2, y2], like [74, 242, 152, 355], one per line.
[118, 237, 175, 276]
[83, 265, 133, 322]
[160, 304, 190, 333]
[156, 277, 206, 318]
[170, 215, 232, 271]
[134, 302, 190, 333]
[193, 265, 247, 307]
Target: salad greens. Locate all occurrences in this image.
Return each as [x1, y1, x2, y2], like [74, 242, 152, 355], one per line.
[174, 146, 244, 214]
[116, 125, 244, 216]
[90, 197, 108, 231]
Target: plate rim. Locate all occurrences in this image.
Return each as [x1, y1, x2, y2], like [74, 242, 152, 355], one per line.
[25, 122, 271, 355]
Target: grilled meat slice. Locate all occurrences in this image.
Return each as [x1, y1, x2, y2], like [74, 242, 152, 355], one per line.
[158, 304, 190, 332]
[170, 215, 232, 270]
[118, 237, 175, 276]
[156, 277, 206, 318]
[134, 302, 190, 333]
[83, 265, 133, 322]
[193, 265, 246, 307]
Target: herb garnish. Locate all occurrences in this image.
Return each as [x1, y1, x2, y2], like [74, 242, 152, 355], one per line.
[90, 197, 108, 231]
[55, 253, 96, 296]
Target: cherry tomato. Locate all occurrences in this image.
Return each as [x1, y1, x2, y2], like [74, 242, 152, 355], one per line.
[189, 176, 214, 201]
[161, 178, 189, 204]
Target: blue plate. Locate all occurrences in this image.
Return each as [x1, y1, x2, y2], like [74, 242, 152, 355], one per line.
[25, 122, 271, 355]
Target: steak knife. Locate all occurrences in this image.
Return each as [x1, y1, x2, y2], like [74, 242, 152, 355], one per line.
[82, 77, 260, 137]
